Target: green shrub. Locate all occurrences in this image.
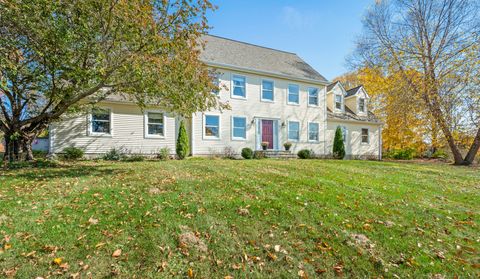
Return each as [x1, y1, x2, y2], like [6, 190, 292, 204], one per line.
[123, 154, 145, 162]
[297, 149, 313, 159]
[241, 147, 254, 159]
[333, 126, 345, 159]
[176, 120, 189, 159]
[62, 147, 84, 160]
[103, 148, 125, 161]
[32, 150, 48, 158]
[158, 147, 171, 161]
[431, 149, 448, 159]
[253, 150, 266, 159]
[385, 149, 415, 160]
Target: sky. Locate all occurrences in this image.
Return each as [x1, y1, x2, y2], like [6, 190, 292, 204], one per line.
[207, 0, 373, 81]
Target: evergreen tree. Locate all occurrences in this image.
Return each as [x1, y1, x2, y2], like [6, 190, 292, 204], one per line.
[333, 126, 345, 159]
[176, 121, 189, 159]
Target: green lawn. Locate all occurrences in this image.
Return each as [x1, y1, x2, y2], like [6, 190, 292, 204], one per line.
[0, 159, 478, 278]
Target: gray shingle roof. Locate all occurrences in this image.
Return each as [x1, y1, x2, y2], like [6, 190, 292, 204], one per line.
[326, 81, 340, 92]
[199, 34, 328, 83]
[327, 107, 381, 124]
[345, 85, 362, 97]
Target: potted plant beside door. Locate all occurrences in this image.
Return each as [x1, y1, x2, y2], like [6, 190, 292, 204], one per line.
[261, 142, 269, 151]
[283, 142, 292, 151]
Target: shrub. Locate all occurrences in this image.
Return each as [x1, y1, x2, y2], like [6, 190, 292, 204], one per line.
[297, 149, 313, 159]
[176, 120, 189, 159]
[32, 150, 48, 158]
[431, 149, 448, 159]
[333, 126, 345, 159]
[62, 147, 84, 160]
[253, 150, 266, 159]
[241, 147, 254, 159]
[123, 154, 145, 162]
[222, 146, 236, 159]
[103, 148, 125, 161]
[385, 149, 415, 160]
[158, 147, 171, 161]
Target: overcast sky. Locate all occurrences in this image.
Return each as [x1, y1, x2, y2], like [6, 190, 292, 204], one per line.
[207, 0, 373, 81]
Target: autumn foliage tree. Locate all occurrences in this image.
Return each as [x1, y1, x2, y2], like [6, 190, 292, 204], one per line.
[0, 0, 222, 162]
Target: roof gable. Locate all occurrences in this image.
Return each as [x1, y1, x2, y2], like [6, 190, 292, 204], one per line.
[199, 35, 328, 84]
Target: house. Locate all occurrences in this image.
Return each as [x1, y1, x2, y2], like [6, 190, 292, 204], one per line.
[49, 35, 382, 159]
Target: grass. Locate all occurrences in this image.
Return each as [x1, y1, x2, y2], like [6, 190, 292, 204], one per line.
[0, 159, 478, 278]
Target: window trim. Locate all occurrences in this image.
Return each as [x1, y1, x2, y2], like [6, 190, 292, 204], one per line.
[287, 84, 300, 105]
[203, 113, 221, 140]
[231, 115, 247, 141]
[231, 74, 247, 100]
[308, 122, 320, 142]
[307, 87, 319, 107]
[287, 120, 300, 142]
[260, 79, 275, 102]
[144, 110, 166, 139]
[88, 107, 113, 137]
[361, 128, 370, 144]
[334, 94, 343, 111]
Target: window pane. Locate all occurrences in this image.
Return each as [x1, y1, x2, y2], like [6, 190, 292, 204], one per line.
[288, 122, 299, 140]
[148, 113, 163, 123]
[359, 99, 365, 112]
[262, 80, 274, 101]
[262, 90, 273, 101]
[335, 95, 342, 109]
[205, 115, 219, 127]
[309, 123, 319, 141]
[93, 121, 110, 133]
[148, 124, 163, 135]
[92, 109, 109, 121]
[233, 76, 246, 97]
[205, 127, 218, 137]
[233, 86, 245, 97]
[205, 115, 219, 137]
[262, 80, 273, 91]
[233, 127, 245, 138]
[308, 88, 318, 105]
[233, 117, 246, 128]
[92, 109, 110, 133]
[288, 84, 299, 104]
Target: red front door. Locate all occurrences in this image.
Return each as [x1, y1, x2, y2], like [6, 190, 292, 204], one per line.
[262, 120, 274, 149]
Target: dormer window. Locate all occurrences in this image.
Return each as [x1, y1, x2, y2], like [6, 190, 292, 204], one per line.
[335, 95, 342, 110]
[359, 98, 366, 113]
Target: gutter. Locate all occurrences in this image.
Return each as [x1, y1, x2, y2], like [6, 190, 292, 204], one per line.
[203, 61, 330, 86]
[327, 116, 384, 126]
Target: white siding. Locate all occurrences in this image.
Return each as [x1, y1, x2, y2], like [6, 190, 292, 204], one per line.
[51, 102, 176, 155]
[191, 68, 328, 155]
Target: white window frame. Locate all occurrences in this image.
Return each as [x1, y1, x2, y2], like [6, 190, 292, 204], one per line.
[308, 122, 320, 142]
[358, 98, 366, 113]
[287, 120, 300, 142]
[361, 128, 369, 144]
[231, 116, 247, 141]
[144, 110, 166, 139]
[89, 107, 113, 137]
[231, 74, 247, 99]
[335, 94, 343, 111]
[203, 113, 221, 140]
[308, 87, 319, 106]
[261, 79, 275, 102]
[287, 84, 300, 105]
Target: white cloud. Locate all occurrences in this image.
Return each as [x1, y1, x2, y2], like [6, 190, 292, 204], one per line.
[281, 6, 316, 30]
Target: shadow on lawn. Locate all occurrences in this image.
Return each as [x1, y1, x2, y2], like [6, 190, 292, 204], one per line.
[3, 163, 126, 180]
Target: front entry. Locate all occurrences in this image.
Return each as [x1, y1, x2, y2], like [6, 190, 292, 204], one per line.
[261, 120, 274, 149]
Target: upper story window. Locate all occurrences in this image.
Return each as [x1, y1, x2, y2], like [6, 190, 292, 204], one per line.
[204, 114, 220, 139]
[91, 108, 111, 135]
[232, 116, 247, 140]
[288, 121, 300, 141]
[288, 84, 299, 104]
[261, 80, 274, 101]
[358, 98, 366, 113]
[212, 76, 220, 95]
[308, 88, 319, 106]
[361, 128, 369, 143]
[145, 112, 164, 137]
[232, 75, 246, 98]
[335, 95, 343, 110]
[308, 122, 319, 141]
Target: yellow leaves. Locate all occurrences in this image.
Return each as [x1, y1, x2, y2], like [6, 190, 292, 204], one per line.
[53, 257, 63, 265]
[187, 268, 194, 278]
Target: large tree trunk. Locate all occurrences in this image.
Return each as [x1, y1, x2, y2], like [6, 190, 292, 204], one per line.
[463, 128, 480, 165]
[22, 136, 34, 161]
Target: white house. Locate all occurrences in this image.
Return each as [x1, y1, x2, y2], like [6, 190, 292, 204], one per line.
[49, 35, 382, 159]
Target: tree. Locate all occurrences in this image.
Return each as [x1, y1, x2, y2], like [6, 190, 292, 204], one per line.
[0, 0, 223, 162]
[176, 120, 189, 159]
[353, 0, 480, 165]
[333, 126, 345, 159]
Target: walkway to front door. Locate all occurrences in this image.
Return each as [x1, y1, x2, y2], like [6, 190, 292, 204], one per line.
[262, 120, 274, 149]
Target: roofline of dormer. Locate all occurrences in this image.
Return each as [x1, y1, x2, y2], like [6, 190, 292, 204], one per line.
[345, 86, 370, 99]
[326, 81, 347, 94]
[203, 61, 330, 87]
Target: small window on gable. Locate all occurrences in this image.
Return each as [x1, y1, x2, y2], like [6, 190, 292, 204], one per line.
[232, 75, 246, 98]
[288, 121, 300, 141]
[261, 80, 274, 101]
[146, 112, 164, 137]
[204, 115, 220, 139]
[361, 128, 369, 143]
[232, 116, 247, 140]
[308, 88, 319, 106]
[308, 122, 319, 141]
[335, 95, 342, 110]
[91, 108, 111, 134]
[359, 98, 366, 113]
[288, 84, 299, 104]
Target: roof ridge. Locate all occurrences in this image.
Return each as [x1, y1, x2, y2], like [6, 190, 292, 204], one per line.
[203, 33, 297, 55]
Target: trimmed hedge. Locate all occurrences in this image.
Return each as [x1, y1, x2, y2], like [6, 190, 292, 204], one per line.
[241, 147, 254, 159]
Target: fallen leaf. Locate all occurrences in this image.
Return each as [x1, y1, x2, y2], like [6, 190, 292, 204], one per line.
[112, 249, 122, 258]
[53, 258, 63, 265]
[187, 268, 194, 278]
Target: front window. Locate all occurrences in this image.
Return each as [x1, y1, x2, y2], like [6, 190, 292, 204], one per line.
[261, 80, 274, 101]
[361, 128, 369, 143]
[232, 116, 247, 140]
[341, 126, 347, 142]
[204, 115, 220, 139]
[308, 122, 319, 141]
[288, 121, 300, 141]
[335, 95, 342, 110]
[146, 112, 164, 137]
[232, 75, 246, 98]
[288, 84, 299, 104]
[91, 108, 111, 134]
[308, 88, 319, 106]
[359, 98, 366, 112]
